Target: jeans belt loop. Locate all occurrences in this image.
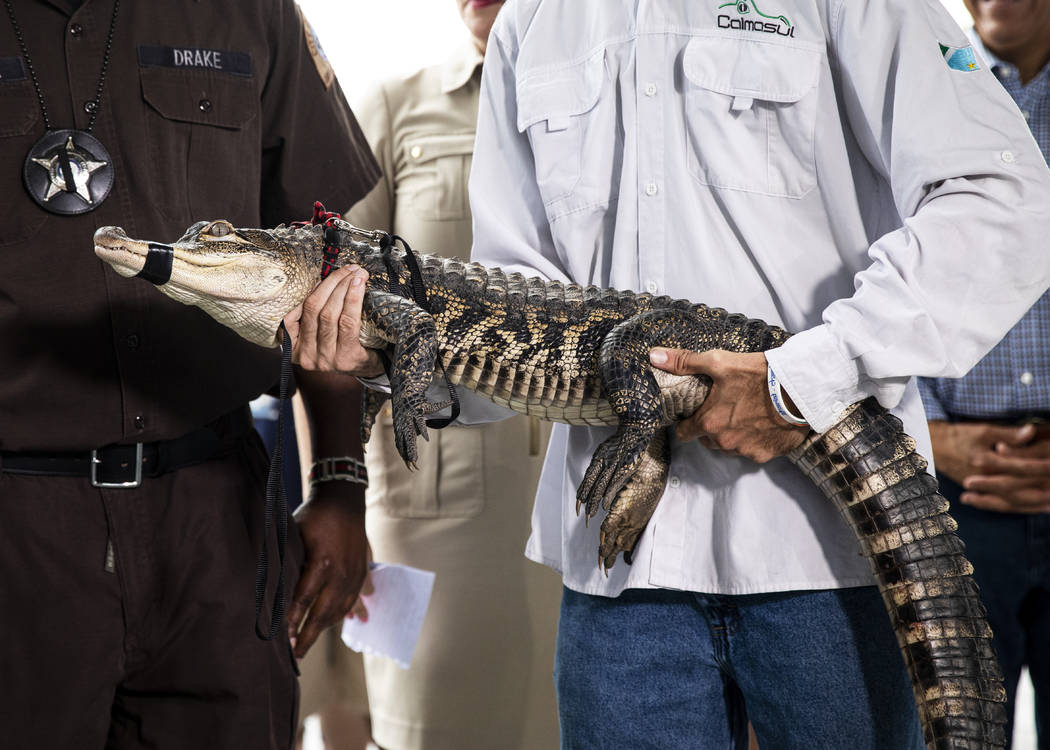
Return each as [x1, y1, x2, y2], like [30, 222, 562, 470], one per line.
[90, 443, 144, 489]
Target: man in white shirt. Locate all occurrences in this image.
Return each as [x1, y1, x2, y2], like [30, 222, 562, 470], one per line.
[287, 0, 1050, 746]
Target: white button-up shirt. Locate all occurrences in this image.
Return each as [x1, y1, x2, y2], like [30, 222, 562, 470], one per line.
[462, 0, 1050, 597]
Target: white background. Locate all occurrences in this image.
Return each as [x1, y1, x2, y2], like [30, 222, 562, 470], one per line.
[297, 0, 974, 103]
[294, 2, 1037, 748]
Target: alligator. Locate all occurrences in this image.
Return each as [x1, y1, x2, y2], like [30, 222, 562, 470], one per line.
[94, 216, 1008, 749]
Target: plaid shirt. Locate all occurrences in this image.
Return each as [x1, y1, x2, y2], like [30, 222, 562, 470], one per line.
[918, 38, 1050, 422]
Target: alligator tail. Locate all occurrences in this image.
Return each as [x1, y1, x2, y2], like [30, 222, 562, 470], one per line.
[790, 399, 1008, 749]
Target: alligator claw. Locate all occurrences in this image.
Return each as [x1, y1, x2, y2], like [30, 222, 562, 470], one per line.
[577, 426, 652, 519]
[392, 396, 431, 468]
[596, 427, 669, 571]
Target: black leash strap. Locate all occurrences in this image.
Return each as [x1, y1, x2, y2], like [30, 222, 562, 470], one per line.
[254, 323, 292, 641]
[379, 232, 460, 429]
[135, 242, 174, 285]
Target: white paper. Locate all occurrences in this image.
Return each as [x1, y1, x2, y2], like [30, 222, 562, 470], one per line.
[340, 562, 435, 669]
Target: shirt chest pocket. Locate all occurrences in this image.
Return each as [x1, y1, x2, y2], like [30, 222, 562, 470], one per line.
[516, 50, 609, 218]
[140, 68, 260, 223]
[0, 79, 46, 245]
[398, 132, 475, 221]
[682, 36, 821, 199]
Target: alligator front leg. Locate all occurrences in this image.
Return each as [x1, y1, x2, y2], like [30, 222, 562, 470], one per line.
[362, 290, 447, 468]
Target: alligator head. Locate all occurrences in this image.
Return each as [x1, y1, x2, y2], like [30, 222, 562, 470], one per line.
[94, 220, 330, 347]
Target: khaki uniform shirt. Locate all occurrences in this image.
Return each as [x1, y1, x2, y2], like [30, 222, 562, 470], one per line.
[0, 0, 379, 451]
[345, 42, 560, 750]
[349, 42, 544, 517]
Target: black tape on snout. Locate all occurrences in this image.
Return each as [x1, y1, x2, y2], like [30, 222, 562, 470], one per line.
[135, 242, 174, 285]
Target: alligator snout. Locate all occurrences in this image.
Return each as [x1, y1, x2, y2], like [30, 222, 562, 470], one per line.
[94, 226, 148, 277]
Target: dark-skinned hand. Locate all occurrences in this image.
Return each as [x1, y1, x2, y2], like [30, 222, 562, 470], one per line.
[649, 348, 810, 462]
[288, 480, 373, 658]
[928, 420, 1050, 514]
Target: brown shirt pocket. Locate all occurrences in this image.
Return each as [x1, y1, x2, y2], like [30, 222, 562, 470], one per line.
[0, 79, 45, 246]
[140, 67, 260, 224]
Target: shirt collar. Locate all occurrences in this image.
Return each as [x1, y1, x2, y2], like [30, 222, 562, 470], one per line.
[968, 27, 1050, 87]
[440, 40, 484, 95]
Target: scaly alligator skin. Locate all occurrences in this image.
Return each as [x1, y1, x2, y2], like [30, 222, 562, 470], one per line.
[94, 218, 1008, 748]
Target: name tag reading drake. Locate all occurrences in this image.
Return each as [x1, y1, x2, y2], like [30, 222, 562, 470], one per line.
[137, 45, 253, 77]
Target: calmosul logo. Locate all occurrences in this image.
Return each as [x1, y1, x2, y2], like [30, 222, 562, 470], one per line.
[717, 1, 796, 37]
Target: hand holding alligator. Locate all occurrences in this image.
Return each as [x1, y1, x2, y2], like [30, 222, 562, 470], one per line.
[284, 265, 385, 378]
[649, 348, 809, 462]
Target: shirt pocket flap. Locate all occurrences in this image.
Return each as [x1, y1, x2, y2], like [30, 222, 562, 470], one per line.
[140, 68, 257, 129]
[683, 36, 820, 104]
[0, 80, 40, 137]
[516, 51, 604, 133]
[403, 132, 476, 164]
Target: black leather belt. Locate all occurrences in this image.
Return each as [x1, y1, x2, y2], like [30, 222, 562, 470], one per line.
[0, 407, 254, 488]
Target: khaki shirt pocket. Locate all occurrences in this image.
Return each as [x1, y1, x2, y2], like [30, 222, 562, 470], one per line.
[140, 67, 260, 223]
[397, 133, 475, 222]
[682, 35, 821, 198]
[0, 78, 45, 246]
[366, 405, 486, 518]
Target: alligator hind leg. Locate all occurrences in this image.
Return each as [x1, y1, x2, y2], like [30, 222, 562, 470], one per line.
[363, 290, 449, 468]
[598, 427, 671, 571]
[577, 313, 678, 518]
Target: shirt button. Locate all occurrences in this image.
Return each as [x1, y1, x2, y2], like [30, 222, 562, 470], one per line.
[645, 279, 658, 294]
[645, 182, 658, 196]
[83, 100, 98, 114]
[1001, 150, 1016, 163]
[645, 82, 658, 97]
[1020, 371, 1034, 386]
[69, 23, 83, 37]
[126, 334, 140, 350]
[134, 415, 146, 430]
[1023, 110, 1032, 120]
[410, 145, 423, 159]
[198, 98, 212, 113]
[668, 476, 681, 489]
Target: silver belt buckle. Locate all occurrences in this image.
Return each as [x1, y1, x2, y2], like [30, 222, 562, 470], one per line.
[90, 443, 144, 488]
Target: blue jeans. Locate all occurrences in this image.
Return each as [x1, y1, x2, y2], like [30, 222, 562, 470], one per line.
[555, 585, 922, 749]
[941, 475, 1050, 749]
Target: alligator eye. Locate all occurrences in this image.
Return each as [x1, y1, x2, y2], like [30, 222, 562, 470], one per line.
[204, 220, 234, 238]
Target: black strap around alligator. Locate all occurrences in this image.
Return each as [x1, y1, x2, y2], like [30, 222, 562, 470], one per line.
[379, 232, 460, 429]
[135, 242, 175, 285]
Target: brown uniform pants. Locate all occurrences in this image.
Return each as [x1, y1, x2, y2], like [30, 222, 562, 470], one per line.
[0, 431, 303, 749]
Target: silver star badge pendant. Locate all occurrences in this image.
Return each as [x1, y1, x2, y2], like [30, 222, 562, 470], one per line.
[23, 129, 115, 215]
[32, 135, 108, 203]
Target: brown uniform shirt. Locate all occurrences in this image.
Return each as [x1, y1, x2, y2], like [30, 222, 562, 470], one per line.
[0, 0, 379, 451]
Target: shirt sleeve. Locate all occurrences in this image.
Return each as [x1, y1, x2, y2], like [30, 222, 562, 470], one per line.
[257, 0, 381, 226]
[345, 82, 396, 228]
[467, 20, 570, 284]
[764, 0, 1050, 433]
[916, 377, 949, 422]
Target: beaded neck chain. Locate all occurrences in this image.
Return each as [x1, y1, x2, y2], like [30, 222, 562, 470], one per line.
[5, 0, 120, 214]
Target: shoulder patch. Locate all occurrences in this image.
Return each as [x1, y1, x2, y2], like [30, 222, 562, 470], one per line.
[299, 7, 335, 90]
[940, 43, 980, 72]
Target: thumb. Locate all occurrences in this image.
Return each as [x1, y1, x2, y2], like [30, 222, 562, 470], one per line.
[649, 347, 710, 376]
[996, 422, 1037, 452]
